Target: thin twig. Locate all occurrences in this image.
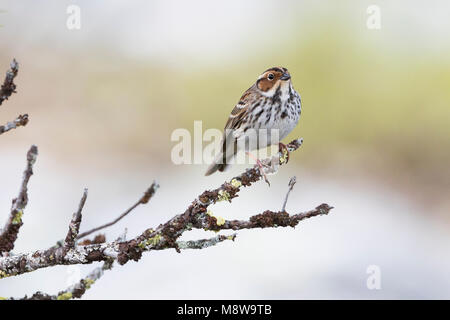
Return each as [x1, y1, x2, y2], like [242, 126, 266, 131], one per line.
[0, 114, 29, 136]
[17, 260, 114, 300]
[0, 145, 38, 255]
[0, 59, 19, 106]
[64, 189, 88, 249]
[0, 60, 28, 136]
[282, 176, 297, 212]
[115, 228, 127, 242]
[176, 234, 236, 250]
[76, 182, 159, 240]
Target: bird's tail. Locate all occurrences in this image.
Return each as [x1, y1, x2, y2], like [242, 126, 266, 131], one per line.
[205, 133, 237, 176]
[204, 161, 229, 176]
[204, 149, 234, 176]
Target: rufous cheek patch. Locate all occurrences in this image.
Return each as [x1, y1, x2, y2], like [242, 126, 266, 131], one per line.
[257, 79, 275, 92]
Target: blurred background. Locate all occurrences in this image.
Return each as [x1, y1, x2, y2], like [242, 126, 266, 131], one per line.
[1, 0, 449, 299]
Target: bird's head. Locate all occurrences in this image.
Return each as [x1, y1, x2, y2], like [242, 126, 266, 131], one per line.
[255, 66, 291, 96]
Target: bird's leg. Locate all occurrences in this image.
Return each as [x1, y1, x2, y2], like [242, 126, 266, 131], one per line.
[246, 151, 271, 186]
[279, 142, 290, 164]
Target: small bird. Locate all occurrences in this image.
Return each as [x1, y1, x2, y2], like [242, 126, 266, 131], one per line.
[205, 66, 301, 179]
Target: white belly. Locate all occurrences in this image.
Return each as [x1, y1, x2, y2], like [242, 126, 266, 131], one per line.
[234, 89, 301, 151]
[236, 108, 300, 151]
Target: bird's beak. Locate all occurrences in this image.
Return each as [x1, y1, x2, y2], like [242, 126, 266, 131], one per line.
[280, 72, 291, 80]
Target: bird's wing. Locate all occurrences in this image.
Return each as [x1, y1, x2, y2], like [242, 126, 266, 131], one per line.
[224, 88, 255, 132]
[218, 88, 258, 159]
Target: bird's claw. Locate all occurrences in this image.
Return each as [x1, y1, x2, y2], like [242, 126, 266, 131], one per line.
[256, 159, 271, 187]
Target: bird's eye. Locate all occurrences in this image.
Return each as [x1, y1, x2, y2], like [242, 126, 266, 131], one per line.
[268, 73, 274, 80]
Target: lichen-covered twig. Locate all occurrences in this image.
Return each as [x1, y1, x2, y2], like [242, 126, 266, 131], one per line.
[64, 189, 88, 248]
[176, 234, 236, 250]
[0, 60, 29, 136]
[13, 224, 130, 300]
[76, 182, 159, 240]
[0, 145, 38, 255]
[16, 260, 114, 300]
[0, 137, 333, 300]
[208, 204, 332, 231]
[0, 114, 29, 136]
[0, 138, 332, 279]
[0, 59, 19, 106]
[0, 202, 331, 282]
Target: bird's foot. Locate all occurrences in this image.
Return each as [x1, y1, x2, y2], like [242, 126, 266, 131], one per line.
[256, 159, 271, 187]
[246, 151, 271, 186]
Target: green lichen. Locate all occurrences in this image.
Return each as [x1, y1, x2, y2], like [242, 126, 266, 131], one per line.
[215, 216, 225, 226]
[148, 234, 162, 246]
[138, 234, 162, 249]
[57, 292, 72, 300]
[83, 278, 95, 289]
[0, 297, 7, 300]
[279, 149, 288, 164]
[230, 179, 242, 188]
[0, 270, 9, 279]
[217, 190, 230, 202]
[11, 210, 23, 225]
[206, 210, 225, 226]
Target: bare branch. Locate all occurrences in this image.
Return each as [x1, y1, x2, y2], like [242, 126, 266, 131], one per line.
[17, 260, 114, 300]
[64, 189, 88, 249]
[0, 137, 333, 301]
[76, 182, 159, 240]
[0, 138, 333, 279]
[0, 202, 332, 280]
[0, 60, 28, 136]
[0, 60, 332, 299]
[212, 204, 333, 231]
[176, 234, 236, 250]
[0, 114, 29, 136]
[0, 145, 38, 255]
[0, 59, 19, 106]
[282, 176, 297, 212]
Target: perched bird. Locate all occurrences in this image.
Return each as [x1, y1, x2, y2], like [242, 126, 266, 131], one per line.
[205, 66, 302, 179]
